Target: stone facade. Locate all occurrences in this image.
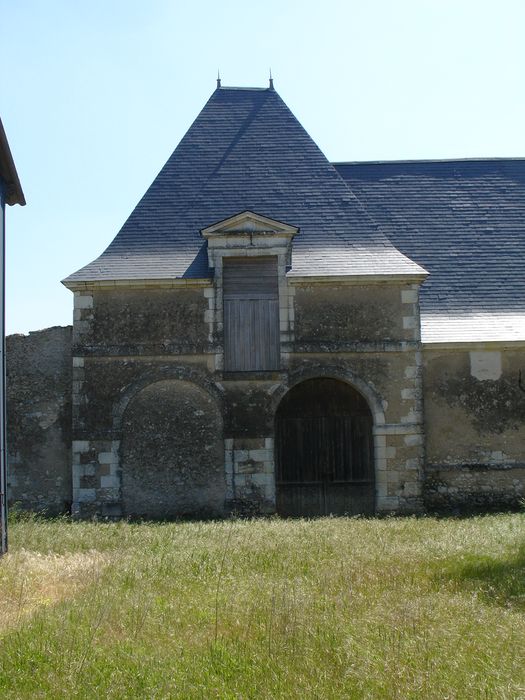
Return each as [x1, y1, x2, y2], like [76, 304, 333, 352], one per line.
[6, 302, 525, 517]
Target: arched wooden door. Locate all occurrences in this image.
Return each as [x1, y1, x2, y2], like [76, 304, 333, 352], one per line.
[275, 378, 375, 517]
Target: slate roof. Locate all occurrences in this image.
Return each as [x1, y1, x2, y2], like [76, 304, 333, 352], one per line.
[335, 159, 525, 343]
[64, 86, 424, 285]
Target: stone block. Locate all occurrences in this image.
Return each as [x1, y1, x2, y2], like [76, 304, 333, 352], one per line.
[73, 440, 90, 453]
[100, 475, 119, 489]
[401, 289, 418, 304]
[404, 434, 423, 447]
[77, 488, 96, 503]
[403, 481, 421, 497]
[248, 449, 270, 462]
[401, 410, 422, 424]
[376, 457, 387, 471]
[98, 452, 116, 465]
[263, 460, 274, 474]
[233, 437, 264, 450]
[236, 459, 264, 474]
[74, 295, 94, 310]
[377, 496, 399, 511]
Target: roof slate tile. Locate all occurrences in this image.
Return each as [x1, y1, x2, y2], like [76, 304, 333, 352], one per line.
[335, 159, 525, 342]
[64, 87, 424, 285]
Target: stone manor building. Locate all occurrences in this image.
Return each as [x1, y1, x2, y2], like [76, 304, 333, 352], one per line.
[7, 82, 525, 518]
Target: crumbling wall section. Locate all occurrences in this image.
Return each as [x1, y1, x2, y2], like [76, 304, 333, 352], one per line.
[423, 347, 525, 511]
[6, 326, 72, 513]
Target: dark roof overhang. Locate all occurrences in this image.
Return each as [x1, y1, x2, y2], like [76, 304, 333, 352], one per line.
[0, 118, 25, 206]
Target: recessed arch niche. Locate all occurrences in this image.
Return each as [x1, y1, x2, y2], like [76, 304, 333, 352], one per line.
[120, 379, 224, 519]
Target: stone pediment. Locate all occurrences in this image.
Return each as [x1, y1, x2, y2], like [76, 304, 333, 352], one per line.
[201, 211, 299, 239]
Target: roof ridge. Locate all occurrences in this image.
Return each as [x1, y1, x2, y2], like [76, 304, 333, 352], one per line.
[217, 86, 271, 92]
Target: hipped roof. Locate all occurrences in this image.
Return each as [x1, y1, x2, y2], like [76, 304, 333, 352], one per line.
[64, 86, 424, 285]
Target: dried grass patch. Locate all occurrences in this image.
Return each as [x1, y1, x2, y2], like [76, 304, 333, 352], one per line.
[0, 548, 112, 633]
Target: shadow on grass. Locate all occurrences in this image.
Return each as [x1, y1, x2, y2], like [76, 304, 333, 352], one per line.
[434, 543, 525, 611]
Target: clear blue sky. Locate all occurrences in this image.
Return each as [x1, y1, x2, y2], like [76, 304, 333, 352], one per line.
[2, 0, 525, 334]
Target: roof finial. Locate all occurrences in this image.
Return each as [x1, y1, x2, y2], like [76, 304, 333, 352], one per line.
[217, 70, 221, 89]
[269, 68, 274, 90]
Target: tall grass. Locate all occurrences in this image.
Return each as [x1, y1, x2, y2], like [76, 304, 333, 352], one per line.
[0, 513, 524, 698]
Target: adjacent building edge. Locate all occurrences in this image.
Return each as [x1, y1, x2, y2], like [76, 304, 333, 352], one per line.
[0, 119, 26, 552]
[0, 187, 6, 552]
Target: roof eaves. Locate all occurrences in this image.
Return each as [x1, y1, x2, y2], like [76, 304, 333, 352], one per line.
[62, 276, 213, 291]
[0, 118, 25, 206]
[287, 271, 428, 284]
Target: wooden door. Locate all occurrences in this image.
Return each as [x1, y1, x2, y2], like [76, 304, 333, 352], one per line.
[276, 378, 375, 516]
[223, 257, 280, 371]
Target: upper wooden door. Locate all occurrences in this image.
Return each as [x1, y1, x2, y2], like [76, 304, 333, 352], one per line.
[223, 257, 280, 371]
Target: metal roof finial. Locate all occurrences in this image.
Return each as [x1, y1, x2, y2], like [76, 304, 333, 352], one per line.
[217, 70, 221, 89]
[269, 68, 274, 90]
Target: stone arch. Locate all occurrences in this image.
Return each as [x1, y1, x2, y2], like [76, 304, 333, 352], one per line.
[273, 369, 383, 517]
[119, 378, 224, 519]
[270, 364, 386, 427]
[112, 365, 224, 436]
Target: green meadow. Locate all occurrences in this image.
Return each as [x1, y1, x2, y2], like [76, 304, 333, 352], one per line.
[1, 512, 524, 699]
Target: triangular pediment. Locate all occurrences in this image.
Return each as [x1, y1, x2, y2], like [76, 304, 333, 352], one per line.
[201, 211, 299, 238]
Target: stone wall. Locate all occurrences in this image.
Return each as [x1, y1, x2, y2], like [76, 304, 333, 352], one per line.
[289, 280, 425, 513]
[70, 286, 221, 518]
[423, 346, 525, 510]
[69, 279, 426, 517]
[9, 286, 523, 520]
[6, 326, 72, 514]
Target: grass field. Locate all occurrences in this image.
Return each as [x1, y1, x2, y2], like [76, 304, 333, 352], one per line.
[0, 512, 524, 699]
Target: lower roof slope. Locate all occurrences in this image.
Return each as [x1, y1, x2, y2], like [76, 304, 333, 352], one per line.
[335, 159, 525, 343]
[64, 86, 423, 285]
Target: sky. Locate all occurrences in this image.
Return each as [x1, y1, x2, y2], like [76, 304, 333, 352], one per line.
[2, 0, 525, 334]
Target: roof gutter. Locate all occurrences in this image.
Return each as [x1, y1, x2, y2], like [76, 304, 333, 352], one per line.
[287, 273, 428, 285]
[62, 277, 213, 292]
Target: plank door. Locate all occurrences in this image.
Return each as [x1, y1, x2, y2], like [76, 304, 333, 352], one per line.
[223, 257, 280, 372]
[275, 378, 375, 517]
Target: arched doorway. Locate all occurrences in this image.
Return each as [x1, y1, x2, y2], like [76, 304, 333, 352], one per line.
[275, 378, 375, 517]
